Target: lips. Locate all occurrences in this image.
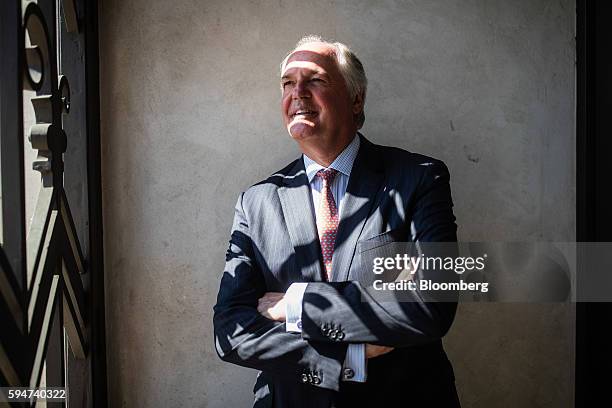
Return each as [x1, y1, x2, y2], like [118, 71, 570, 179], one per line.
[291, 109, 318, 118]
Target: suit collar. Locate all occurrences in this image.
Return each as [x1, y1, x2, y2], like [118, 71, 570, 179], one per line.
[278, 134, 385, 282]
[278, 159, 325, 282]
[331, 134, 385, 281]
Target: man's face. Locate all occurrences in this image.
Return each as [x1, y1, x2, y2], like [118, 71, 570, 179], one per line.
[281, 43, 357, 146]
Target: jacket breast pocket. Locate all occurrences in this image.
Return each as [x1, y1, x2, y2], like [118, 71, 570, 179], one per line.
[358, 227, 410, 253]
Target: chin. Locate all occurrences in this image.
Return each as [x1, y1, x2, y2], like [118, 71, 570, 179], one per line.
[287, 123, 319, 141]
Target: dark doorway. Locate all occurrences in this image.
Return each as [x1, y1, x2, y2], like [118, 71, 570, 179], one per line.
[576, 1, 612, 407]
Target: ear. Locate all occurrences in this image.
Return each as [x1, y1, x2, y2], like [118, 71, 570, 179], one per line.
[352, 92, 364, 114]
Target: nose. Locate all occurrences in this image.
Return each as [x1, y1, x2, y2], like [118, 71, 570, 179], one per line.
[292, 80, 310, 99]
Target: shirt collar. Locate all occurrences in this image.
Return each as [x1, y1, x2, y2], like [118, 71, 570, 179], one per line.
[303, 135, 361, 183]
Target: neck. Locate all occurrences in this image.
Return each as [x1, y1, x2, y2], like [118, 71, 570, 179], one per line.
[299, 134, 356, 167]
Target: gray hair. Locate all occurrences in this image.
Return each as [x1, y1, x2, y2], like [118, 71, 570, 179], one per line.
[280, 35, 367, 128]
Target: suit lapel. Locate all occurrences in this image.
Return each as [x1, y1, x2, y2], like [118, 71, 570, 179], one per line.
[331, 136, 385, 282]
[277, 160, 325, 282]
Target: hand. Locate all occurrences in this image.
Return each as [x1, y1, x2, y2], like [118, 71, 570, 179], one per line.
[365, 344, 394, 359]
[257, 292, 287, 321]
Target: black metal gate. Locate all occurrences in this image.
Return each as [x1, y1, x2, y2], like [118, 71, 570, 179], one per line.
[0, 0, 105, 406]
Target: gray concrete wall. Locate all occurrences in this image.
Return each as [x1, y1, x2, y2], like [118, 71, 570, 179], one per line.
[99, 0, 575, 407]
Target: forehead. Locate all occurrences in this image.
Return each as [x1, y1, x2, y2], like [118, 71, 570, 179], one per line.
[282, 42, 339, 77]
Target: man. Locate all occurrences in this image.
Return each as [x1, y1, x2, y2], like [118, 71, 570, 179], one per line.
[214, 36, 460, 407]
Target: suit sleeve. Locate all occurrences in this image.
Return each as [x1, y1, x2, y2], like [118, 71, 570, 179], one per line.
[300, 160, 459, 346]
[213, 193, 348, 391]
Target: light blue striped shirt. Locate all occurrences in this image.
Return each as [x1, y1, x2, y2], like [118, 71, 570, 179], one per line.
[285, 135, 366, 382]
[303, 134, 361, 219]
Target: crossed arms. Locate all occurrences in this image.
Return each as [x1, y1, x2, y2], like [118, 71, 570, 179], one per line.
[213, 160, 457, 391]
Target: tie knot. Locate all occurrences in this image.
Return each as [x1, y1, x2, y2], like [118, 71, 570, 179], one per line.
[316, 168, 338, 184]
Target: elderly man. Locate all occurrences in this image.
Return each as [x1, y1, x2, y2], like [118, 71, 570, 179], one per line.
[214, 36, 460, 407]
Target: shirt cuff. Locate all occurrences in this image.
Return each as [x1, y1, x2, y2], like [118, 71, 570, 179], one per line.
[343, 343, 366, 382]
[285, 282, 308, 332]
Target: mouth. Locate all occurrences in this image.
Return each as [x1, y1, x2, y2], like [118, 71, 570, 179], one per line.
[291, 109, 318, 118]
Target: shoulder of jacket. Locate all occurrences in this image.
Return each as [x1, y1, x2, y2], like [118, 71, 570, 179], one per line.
[371, 142, 447, 172]
[242, 157, 302, 198]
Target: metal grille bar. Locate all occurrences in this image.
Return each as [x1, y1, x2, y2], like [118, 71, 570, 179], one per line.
[1, 0, 102, 405]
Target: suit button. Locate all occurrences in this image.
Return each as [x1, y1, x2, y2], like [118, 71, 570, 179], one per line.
[307, 374, 313, 383]
[343, 368, 355, 380]
[301, 373, 309, 383]
[297, 319, 302, 330]
[313, 376, 321, 385]
[329, 330, 337, 340]
[336, 331, 345, 340]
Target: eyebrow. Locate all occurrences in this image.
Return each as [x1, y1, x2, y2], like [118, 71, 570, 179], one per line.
[281, 72, 328, 81]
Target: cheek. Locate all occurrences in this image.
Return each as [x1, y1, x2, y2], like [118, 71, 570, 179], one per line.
[281, 97, 291, 119]
[316, 92, 341, 112]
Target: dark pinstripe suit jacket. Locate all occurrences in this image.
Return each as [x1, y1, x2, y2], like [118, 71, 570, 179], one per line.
[213, 135, 461, 407]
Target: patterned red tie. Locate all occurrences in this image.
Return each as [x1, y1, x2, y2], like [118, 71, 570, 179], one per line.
[316, 169, 339, 281]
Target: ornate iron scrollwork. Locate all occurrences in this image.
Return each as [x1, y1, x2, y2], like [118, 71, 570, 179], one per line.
[24, 2, 68, 184]
[1, 0, 90, 402]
